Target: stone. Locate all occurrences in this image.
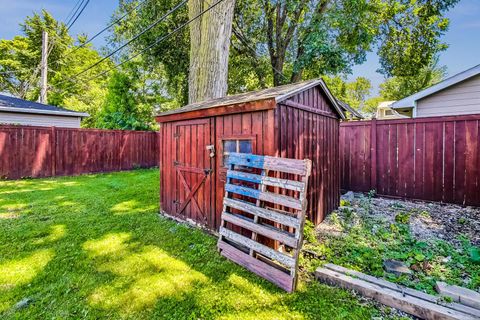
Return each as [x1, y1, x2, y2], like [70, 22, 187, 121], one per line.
[14, 298, 33, 310]
[441, 256, 452, 263]
[383, 259, 412, 276]
[341, 191, 355, 202]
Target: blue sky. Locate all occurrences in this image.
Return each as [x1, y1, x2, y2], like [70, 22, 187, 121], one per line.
[1, 0, 479, 95]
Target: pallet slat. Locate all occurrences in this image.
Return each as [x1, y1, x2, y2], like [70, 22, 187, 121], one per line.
[225, 183, 302, 210]
[223, 198, 300, 228]
[227, 170, 305, 192]
[222, 212, 298, 247]
[226, 152, 309, 175]
[219, 239, 295, 291]
[220, 227, 295, 268]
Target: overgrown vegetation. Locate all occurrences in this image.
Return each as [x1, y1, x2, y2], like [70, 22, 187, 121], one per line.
[1, 170, 387, 319]
[302, 193, 480, 295]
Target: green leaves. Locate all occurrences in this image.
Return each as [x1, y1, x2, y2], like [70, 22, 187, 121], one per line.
[380, 56, 447, 100]
[322, 76, 372, 113]
[96, 70, 157, 131]
[468, 247, 480, 265]
[377, 0, 460, 77]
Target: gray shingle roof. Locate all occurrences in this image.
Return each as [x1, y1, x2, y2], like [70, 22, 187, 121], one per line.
[336, 100, 364, 119]
[158, 78, 345, 119]
[0, 94, 89, 117]
[392, 64, 480, 109]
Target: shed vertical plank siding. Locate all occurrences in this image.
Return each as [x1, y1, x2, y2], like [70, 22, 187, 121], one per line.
[214, 110, 274, 229]
[339, 115, 480, 206]
[158, 81, 342, 230]
[0, 125, 158, 180]
[275, 86, 340, 224]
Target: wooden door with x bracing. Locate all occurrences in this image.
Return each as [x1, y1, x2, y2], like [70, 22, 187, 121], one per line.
[173, 119, 215, 229]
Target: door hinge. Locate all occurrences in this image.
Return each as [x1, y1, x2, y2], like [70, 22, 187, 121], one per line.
[204, 168, 213, 175]
[173, 160, 180, 166]
[173, 132, 180, 139]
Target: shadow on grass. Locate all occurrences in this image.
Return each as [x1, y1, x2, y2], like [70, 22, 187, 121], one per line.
[0, 169, 378, 319]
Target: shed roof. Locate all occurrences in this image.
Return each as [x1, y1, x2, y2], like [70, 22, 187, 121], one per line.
[0, 94, 89, 117]
[392, 64, 480, 109]
[157, 78, 345, 119]
[336, 100, 363, 119]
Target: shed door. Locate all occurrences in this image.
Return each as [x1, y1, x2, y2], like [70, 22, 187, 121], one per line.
[173, 119, 214, 228]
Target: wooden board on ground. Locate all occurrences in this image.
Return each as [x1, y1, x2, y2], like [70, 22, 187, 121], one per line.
[217, 152, 311, 292]
[436, 282, 480, 310]
[316, 264, 479, 320]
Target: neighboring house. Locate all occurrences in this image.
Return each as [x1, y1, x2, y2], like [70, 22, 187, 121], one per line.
[376, 101, 411, 119]
[0, 94, 88, 128]
[337, 100, 364, 120]
[391, 64, 480, 118]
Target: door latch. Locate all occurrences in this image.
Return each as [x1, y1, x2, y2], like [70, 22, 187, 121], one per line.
[206, 145, 215, 158]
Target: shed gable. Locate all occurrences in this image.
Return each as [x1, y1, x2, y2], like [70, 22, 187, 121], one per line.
[156, 79, 344, 123]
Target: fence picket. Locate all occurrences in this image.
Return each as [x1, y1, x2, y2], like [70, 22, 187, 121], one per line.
[0, 125, 159, 180]
[340, 115, 480, 206]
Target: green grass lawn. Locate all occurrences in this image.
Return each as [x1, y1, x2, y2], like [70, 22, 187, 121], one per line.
[0, 169, 384, 319]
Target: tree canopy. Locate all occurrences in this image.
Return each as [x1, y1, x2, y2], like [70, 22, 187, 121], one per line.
[110, 0, 458, 106]
[324, 76, 372, 112]
[0, 11, 111, 113]
[379, 57, 447, 100]
[96, 69, 157, 131]
[1, 1, 460, 125]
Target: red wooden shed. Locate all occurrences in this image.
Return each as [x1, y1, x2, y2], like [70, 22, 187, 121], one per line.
[156, 79, 345, 231]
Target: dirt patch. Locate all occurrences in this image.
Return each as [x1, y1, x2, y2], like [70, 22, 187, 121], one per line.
[324, 193, 480, 247]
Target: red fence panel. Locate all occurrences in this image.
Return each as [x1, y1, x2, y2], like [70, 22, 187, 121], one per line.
[340, 115, 480, 206]
[0, 125, 159, 180]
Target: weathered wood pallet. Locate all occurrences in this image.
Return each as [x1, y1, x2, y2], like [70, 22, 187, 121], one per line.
[217, 152, 311, 292]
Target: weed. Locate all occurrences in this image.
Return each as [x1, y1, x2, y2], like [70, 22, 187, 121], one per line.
[394, 212, 410, 224]
[419, 210, 431, 219]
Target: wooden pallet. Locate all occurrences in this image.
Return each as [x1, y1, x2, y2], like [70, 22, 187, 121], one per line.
[217, 152, 311, 292]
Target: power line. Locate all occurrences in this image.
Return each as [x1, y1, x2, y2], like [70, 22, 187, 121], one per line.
[68, 0, 151, 56]
[65, 0, 86, 27]
[58, 0, 227, 92]
[67, 0, 90, 30]
[64, 0, 188, 82]
[64, 0, 84, 24]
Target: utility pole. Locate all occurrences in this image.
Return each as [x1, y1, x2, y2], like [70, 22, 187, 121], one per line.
[39, 30, 48, 104]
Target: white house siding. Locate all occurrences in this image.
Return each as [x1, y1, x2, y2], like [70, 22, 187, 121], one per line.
[0, 111, 81, 128]
[416, 74, 480, 117]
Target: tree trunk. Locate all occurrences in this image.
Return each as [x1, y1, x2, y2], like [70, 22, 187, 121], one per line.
[188, 0, 235, 104]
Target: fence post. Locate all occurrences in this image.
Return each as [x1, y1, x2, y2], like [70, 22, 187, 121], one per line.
[50, 126, 56, 177]
[370, 118, 377, 192]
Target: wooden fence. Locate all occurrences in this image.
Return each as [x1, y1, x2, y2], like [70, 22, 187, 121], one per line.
[340, 114, 480, 206]
[0, 125, 159, 180]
